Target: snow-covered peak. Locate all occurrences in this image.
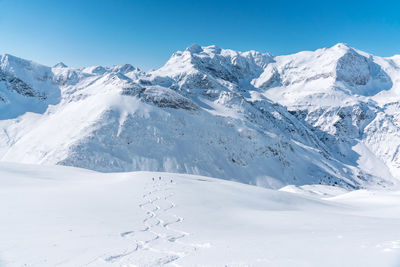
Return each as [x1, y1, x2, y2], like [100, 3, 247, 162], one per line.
[53, 62, 68, 68]
[81, 65, 107, 75]
[1, 53, 53, 80]
[110, 63, 140, 74]
[81, 64, 142, 77]
[151, 44, 274, 94]
[330, 42, 352, 51]
[185, 43, 204, 54]
[0, 54, 57, 93]
[185, 44, 223, 55]
[0, 54, 60, 119]
[327, 42, 371, 58]
[160, 44, 273, 72]
[254, 43, 394, 106]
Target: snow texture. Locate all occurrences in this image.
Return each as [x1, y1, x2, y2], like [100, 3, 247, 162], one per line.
[0, 163, 399, 267]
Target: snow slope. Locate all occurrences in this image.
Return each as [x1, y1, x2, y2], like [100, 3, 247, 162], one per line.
[256, 43, 400, 182]
[0, 54, 60, 119]
[0, 163, 399, 267]
[1, 43, 400, 189]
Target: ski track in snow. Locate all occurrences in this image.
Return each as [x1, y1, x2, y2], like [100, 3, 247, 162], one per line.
[1, 164, 400, 267]
[86, 176, 196, 266]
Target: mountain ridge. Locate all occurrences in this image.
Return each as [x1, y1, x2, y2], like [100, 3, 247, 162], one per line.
[1, 43, 399, 189]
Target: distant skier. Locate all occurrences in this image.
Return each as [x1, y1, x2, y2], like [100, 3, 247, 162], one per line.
[159, 176, 161, 180]
[152, 177, 154, 181]
[170, 179, 173, 183]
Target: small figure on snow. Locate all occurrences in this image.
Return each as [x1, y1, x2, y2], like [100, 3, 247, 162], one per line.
[159, 176, 161, 180]
[152, 177, 154, 181]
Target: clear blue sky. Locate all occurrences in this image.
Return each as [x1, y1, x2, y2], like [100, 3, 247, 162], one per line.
[1, 0, 399, 70]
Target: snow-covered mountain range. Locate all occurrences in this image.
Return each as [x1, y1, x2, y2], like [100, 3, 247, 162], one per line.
[1, 43, 400, 189]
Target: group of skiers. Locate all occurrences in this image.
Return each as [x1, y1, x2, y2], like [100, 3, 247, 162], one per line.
[152, 176, 173, 183]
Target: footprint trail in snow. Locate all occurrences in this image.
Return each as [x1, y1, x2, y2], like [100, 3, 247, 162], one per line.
[87, 176, 197, 266]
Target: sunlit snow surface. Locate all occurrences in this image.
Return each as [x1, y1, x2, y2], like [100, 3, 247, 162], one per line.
[0, 163, 399, 267]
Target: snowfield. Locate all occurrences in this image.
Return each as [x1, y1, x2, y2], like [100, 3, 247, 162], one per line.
[0, 163, 399, 267]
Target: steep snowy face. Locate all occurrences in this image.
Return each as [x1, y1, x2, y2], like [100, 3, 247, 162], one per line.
[0, 54, 61, 119]
[252, 44, 400, 183]
[151, 44, 274, 95]
[1, 44, 400, 189]
[362, 102, 400, 178]
[56, 90, 364, 189]
[254, 44, 392, 102]
[284, 99, 400, 185]
[335, 47, 370, 86]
